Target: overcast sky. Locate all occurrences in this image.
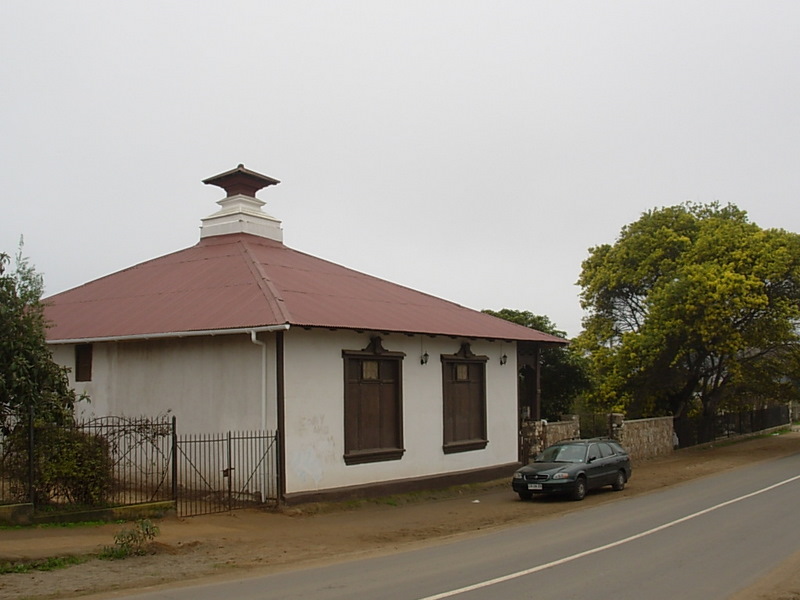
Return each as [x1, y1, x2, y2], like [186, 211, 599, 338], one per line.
[2, 1, 799, 338]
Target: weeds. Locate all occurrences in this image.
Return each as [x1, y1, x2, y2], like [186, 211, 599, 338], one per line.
[0, 519, 160, 574]
[0, 555, 88, 574]
[99, 519, 160, 560]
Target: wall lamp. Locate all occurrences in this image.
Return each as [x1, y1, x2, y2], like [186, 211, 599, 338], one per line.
[500, 353, 508, 366]
[421, 352, 429, 365]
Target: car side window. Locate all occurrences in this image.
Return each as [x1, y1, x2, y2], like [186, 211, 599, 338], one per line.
[587, 443, 600, 462]
[598, 442, 614, 458]
[609, 442, 626, 455]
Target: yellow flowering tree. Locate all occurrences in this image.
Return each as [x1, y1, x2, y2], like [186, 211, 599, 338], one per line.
[576, 202, 800, 420]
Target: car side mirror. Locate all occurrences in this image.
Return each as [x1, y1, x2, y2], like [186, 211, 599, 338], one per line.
[588, 455, 598, 463]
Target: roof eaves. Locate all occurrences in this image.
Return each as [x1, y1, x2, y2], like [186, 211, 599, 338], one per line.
[46, 323, 291, 345]
[290, 323, 568, 345]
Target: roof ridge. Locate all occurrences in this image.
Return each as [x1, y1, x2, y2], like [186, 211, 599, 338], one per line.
[236, 238, 293, 325]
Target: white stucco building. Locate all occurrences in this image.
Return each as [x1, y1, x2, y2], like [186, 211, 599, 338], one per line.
[45, 165, 566, 503]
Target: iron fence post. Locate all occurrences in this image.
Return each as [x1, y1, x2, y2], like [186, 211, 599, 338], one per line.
[28, 404, 35, 505]
[171, 416, 178, 503]
[275, 429, 282, 508]
[227, 431, 233, 512]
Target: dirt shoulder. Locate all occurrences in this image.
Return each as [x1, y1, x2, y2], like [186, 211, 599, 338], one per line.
[2, 432, 800, 600]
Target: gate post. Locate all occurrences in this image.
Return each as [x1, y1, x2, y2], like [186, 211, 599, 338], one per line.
[226, 431, 233, 512]
[171, 416, 178, 502]
[608, 413, 624, 440]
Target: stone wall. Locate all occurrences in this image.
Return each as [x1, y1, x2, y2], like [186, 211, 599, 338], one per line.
[613, 416, 674, 461]
[519, 418, 580, 462]
[519, 414, 673, 463]
[545, 417, 581, 449]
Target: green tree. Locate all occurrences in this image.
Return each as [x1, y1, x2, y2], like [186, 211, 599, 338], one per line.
[1, 242, 111, 506]
[1, 243, 76, 428]
[482, 309, 590, 420]
[576, 202, 800, 420]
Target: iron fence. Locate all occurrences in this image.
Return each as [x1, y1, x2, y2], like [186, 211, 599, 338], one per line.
[0, 414, 174, 508]
[81, 416, 174, 506]
[577, 413, 610, 438]
[673, 404, 790, 449]
[1, 413, 279, 517]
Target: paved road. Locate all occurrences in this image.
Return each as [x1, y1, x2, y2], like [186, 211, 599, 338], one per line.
[116, 451, 800, 600]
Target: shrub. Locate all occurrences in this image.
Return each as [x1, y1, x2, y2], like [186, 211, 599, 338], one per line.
[4, 422, 114, 505]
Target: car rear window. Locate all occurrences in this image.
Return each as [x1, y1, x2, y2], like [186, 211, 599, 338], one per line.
[598, 442, 614, 458]
[608, 441, 626, 454]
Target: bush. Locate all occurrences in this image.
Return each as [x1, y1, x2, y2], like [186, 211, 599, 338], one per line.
[5, 422, 114, 505]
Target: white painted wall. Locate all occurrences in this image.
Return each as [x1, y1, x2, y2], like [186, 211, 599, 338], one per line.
[52, 334, 271, 434]
[281, 329, 519, 495]
[51, 328, 520, 495]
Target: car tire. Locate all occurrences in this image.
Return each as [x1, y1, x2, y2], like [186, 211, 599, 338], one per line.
[572, 477, 587, 501]
[518, 491, 533, 501]
[612, 470, 626, 491]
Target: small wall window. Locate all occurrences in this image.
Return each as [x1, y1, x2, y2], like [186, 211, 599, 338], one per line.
[75, 344, 93, 382]
[441, 343, 488, 454]
[342, 337, 406, 465]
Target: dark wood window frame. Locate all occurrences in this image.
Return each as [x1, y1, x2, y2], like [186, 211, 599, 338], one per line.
[75, 343, 93, 382]
[441, 342, 488, 454]
[342, 337, 405, 465]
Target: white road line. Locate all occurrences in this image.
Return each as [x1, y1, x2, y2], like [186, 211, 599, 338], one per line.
[417, 474, 800, 600]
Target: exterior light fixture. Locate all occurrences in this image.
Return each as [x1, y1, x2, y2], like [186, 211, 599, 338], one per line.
[421, 352, 429, 365]
[500, 354, 508, 366]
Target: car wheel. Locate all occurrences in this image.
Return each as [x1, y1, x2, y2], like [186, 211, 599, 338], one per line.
[518, 491, 533, 501]
[612, 470, 626, 491]
[572, 477, 587, 501]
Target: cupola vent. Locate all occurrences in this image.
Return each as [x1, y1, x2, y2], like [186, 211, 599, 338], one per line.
[200, 164, 283, 241]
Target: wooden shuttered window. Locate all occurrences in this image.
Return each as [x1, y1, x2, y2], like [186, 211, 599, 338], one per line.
[441, 343, 488, 454]
[75, 344, 93, 382]
[343, 338, 405, 465]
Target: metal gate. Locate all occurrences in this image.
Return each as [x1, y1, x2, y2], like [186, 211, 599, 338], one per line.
[175, 430, 279, 517]
[578, 413, 611, 439]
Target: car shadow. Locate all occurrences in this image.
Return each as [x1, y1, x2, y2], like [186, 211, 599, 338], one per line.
[520, 486, 623, 503]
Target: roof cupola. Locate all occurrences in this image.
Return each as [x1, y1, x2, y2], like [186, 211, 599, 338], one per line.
[200, 164, 283, 241]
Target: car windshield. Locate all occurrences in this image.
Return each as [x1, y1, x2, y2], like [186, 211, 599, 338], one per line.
[537, 444, 586, 463]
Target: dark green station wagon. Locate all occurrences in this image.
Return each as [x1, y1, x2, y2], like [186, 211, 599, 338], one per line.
[512, 438, 632, 501]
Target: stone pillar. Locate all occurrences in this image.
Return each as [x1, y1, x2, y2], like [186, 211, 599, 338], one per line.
[609, 413, 624, 440]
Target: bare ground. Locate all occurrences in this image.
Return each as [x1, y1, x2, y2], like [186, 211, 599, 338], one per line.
[2, 432, 800, 600]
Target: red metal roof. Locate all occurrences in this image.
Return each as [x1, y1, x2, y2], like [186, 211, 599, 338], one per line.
[44, 233, 567, 345]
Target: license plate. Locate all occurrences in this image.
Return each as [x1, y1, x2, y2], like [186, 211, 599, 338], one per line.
[528, 483, 542, 490]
